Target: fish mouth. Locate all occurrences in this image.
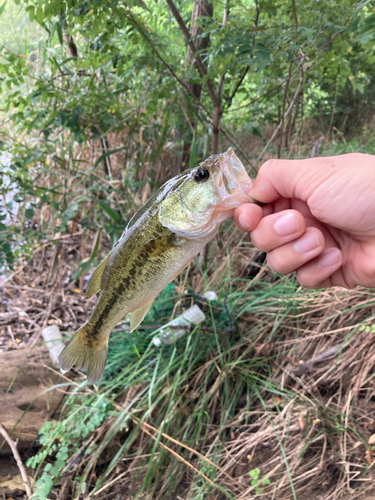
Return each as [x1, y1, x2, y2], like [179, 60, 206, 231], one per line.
[215, 148, 253, 210]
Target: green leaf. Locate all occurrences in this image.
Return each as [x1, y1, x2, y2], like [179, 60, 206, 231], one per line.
[25, 208, 35, 219]
[356, 0, 372, 10]
[56, 22, 63, 46]
[0, 0, 7, 17]
[50, 466, 60, 477]
[36, 6, 44, 24]
[96, 200, 122, 224]
[28, 6, 35, 22]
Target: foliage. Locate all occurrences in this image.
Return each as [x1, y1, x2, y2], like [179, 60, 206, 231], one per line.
[20, 263, 375, 499]
[1, 1, 375, 497]
[249, 468, 271, 494]
[1, 0, 375, 268]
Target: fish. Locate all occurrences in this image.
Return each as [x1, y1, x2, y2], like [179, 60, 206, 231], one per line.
[58, 147, 253, 383]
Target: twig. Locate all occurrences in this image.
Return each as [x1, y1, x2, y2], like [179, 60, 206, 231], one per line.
[139, 425, 227, 494]
[292, 0, 298, 29]
[90, 469, 129, 497]
[226, 0, 260, 109]
[166, 0, 220, 108]
[57, 475, 71, 500]
[133, 418, 245, 490]
[0, 424, 33, 498]
[310, 136, 324, 158]
[256, 75, 303, 164]
[124, 11, 192, 98]
[293, 338, 354, 377]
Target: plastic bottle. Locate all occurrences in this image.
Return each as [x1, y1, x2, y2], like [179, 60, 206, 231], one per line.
[42, 325, 65, 364]
[153, 304, 206, 346]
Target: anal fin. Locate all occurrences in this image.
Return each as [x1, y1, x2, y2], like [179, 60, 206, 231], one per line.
[85, 254, 110, 299]
[130, 300, 154, 332]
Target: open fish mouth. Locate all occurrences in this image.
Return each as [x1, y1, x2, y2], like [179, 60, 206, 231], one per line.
[215, 148, 253, 210]
[158, 147, 254, 240]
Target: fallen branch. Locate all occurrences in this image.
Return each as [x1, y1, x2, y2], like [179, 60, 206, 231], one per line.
[0, 424, 33, 499]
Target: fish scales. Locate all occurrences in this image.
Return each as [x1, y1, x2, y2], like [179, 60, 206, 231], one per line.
[59, 148, 254, 383]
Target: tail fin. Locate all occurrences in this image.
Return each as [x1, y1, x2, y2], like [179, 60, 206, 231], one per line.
[58, 323, 108, 384]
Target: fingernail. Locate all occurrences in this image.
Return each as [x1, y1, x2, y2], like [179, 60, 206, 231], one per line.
[293, 231, 320, 253]
[273, 213, 299, 236]
[318, 248, 341, 267]
[238, 213, 251, 230]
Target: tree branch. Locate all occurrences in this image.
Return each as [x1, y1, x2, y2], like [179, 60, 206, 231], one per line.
[256, 76, 303, 164]
[0, 424, 33, 499]
[292, 0, 298, 29]
[226, 0, 259, 109]
[166, 0, 220, 107]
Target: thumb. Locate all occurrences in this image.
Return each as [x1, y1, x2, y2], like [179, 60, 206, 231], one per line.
[250, 157, 339, 203]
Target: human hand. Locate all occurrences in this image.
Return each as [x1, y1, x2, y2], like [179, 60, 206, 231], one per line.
[234, 153, 375, 289]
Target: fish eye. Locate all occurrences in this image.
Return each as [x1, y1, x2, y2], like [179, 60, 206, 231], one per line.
[194, 168, 210, 183]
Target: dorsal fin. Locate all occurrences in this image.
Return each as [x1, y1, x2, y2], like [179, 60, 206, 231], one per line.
[85, 254, 110, 299]
[130, 300, 154, 332]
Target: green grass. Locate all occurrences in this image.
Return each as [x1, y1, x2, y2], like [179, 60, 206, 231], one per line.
[26, 233, 375, 500]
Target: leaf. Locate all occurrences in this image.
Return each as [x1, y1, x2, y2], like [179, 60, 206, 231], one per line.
[356, 0, 372, 10]
[36, 6, 44, 24]
[56, 22, 63, 46]
[365, 448, 373, 464]
[96, 199, 122, 224]
[368, 434, 375, 445]
[93, 146, 128, 168]
[0, 0, 7, 17]
[25, 208, 35, 219]
[0, 474, 35, 492]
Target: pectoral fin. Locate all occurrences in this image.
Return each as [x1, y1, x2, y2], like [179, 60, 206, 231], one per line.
[85, 255, 110, 299]
[130, 300, 154, 332]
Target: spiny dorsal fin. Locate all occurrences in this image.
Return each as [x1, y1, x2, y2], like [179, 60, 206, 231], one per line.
[85, 254, 110, 299]
[130, 300, 154, 332]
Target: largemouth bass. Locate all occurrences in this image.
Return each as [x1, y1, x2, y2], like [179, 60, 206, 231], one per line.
[59, 147, 253, 383]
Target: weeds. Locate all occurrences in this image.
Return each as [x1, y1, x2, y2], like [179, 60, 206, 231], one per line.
[18, 234, 375, 499]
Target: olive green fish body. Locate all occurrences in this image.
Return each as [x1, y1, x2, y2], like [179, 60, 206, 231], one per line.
[59, 148, 253, 383]
[86, 216, 207, 341]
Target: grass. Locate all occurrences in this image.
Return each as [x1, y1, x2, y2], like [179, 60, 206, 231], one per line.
[15, 130, 375, 499]
[25, 226, 375, 500]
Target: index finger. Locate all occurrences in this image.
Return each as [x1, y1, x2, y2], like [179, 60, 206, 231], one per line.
[250, 156, 345, 204]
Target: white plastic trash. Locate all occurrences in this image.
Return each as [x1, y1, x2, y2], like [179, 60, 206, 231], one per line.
[42, 325, 65, 364]
[153, 304, 206, 346]
[204, 290, 218, 301]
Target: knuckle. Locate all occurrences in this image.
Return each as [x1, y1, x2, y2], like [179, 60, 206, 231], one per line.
[261, 158, 278, 172]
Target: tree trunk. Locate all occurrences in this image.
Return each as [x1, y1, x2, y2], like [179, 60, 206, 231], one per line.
[180, 0, 213, 169]
[187, 0, 213, 100]
[210, 3, 229, 155]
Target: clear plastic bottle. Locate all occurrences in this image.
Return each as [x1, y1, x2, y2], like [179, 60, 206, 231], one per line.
[42, 325, 65, 364]
[153, 305, 206, 346]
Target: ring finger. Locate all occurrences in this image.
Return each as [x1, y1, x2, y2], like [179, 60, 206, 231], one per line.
[266, 227, 325, 274]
